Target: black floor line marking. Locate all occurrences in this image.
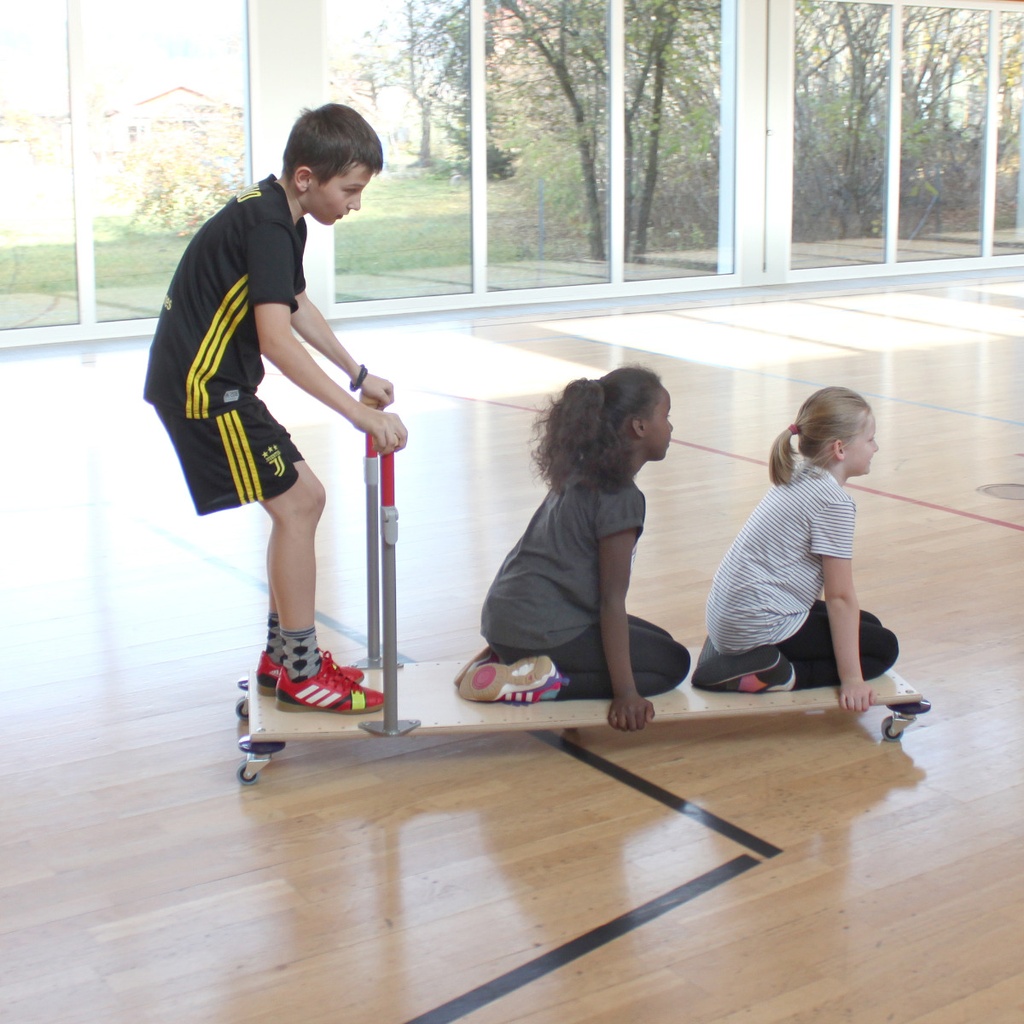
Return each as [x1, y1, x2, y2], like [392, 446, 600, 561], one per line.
[403, 855, 760, 1024]
[531, 729, 784, 860]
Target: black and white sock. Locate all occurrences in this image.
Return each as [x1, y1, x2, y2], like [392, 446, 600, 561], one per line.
[265, 613, 284, 662]
[281, 626, 321, 682]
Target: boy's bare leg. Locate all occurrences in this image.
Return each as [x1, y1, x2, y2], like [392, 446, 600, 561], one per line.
[261, 461, 325, 632]
[256, 461, 374, 705]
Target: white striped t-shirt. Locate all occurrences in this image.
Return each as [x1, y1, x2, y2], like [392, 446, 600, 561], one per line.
[705, 463, 855, 654]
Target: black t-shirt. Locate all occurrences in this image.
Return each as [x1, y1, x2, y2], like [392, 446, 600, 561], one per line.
[144, 175, 307, 418]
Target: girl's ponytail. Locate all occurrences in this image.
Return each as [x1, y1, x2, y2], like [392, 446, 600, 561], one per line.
[534, 366, 663, 492]
[535, 379, 606, 491]
[773, 386, 871, 485]
[768, 425, 798, 485]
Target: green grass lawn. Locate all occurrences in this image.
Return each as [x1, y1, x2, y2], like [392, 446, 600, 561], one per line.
[0, 175, 588, 308]
[0, 220, 191, 297]
[334, 174, 472, 273]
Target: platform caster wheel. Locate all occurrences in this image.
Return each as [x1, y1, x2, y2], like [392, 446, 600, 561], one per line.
[881, 699, 930, 743]
[881, 715, 905, 742]
[236, 737, 286, 785]
[235, 696, 249, 720]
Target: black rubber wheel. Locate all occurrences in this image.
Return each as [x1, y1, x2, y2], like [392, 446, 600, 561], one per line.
[881, 715, 905, 742]
[236, 760, 260, 785]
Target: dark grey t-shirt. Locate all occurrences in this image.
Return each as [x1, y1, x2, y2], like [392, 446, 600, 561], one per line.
[481, 479, 645, 650]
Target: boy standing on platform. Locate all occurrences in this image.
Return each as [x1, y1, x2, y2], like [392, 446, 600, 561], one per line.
[145, 103, 406, 714]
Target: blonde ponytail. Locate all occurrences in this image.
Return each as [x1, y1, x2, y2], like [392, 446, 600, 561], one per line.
[768, 427, 798, 485]
[774, 386, 871, 484]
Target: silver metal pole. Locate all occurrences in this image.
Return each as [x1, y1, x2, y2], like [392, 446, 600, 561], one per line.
[361, 452, 419, 737]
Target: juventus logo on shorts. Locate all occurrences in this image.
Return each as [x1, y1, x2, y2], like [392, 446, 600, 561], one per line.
[262, 444, 287, 477]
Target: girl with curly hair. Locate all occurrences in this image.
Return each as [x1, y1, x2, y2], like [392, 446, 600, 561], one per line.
[460, 366, 690, 731]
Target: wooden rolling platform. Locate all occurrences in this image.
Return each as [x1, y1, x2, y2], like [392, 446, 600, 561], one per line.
[235, 666, 929, 783]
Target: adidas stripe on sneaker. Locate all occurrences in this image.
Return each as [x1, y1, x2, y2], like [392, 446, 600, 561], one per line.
[276, 650, 382, 715]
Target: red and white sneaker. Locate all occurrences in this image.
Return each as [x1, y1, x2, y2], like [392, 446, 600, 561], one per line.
[256, 651, 283, 694]
[257, 649, 363, 695]
[276, 650, 382, 715]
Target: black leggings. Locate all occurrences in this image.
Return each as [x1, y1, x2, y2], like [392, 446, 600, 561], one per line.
[490, 616, 691, 700]
[777, 601, 899, 689]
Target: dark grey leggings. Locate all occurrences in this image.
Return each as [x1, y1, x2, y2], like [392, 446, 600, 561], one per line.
[490, 615, 691, 700]
[777, 600, 899, 689]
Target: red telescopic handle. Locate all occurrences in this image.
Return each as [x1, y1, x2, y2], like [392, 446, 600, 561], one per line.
[365, 433, 395, 505]
[380, 451, 395, 507]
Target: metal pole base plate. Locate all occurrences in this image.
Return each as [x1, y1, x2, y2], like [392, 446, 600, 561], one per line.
[359, 718, 421, 737]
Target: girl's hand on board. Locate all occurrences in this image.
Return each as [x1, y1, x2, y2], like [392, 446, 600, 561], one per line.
[839, 680, 874, 712]
[608, 694, 655, 731]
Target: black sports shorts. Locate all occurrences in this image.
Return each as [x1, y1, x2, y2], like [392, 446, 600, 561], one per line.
[154, 399, 303, 515]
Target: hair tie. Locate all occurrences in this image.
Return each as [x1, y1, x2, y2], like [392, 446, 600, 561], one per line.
[788, 423, 800, 436]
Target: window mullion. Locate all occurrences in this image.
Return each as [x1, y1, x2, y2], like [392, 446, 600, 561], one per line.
[67, 0, 96, 325]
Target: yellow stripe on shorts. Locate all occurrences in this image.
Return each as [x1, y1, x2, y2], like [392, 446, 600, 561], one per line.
[217, 410, 263, 505]
[185, 276, 249, 419]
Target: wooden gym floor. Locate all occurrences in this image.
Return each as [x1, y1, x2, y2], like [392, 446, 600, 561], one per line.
[2, 271, 1023, 1023]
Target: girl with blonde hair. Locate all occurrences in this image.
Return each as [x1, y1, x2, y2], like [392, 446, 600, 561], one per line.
[697, 386, 898, 710]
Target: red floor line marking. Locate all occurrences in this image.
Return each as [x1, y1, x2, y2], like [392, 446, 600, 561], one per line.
[448, 394, 1024, 533]
[674, 439, 766, 467]
[675, 438, 1024, 536]
[844, 483, 1024, 532]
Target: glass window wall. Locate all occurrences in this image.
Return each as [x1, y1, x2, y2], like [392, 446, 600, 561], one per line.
[792, 2, 891, 269]
[994, 10, 1024, 256]
[327, 0, 473, 301]
[485, 1, 611, 291]
[6, 1, 1024, 346]
[898, 6, 989, 261]
[792, 2, 1024, 270]
[624, 0, 726, 281]
[0, 3, 77, 329]
[83, 0, 247, 322]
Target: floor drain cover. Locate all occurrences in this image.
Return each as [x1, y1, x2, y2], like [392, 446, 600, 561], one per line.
[978, 483, 1024, 500]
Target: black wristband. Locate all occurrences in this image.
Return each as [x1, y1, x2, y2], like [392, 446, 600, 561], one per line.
[349, 364, 368, 391]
